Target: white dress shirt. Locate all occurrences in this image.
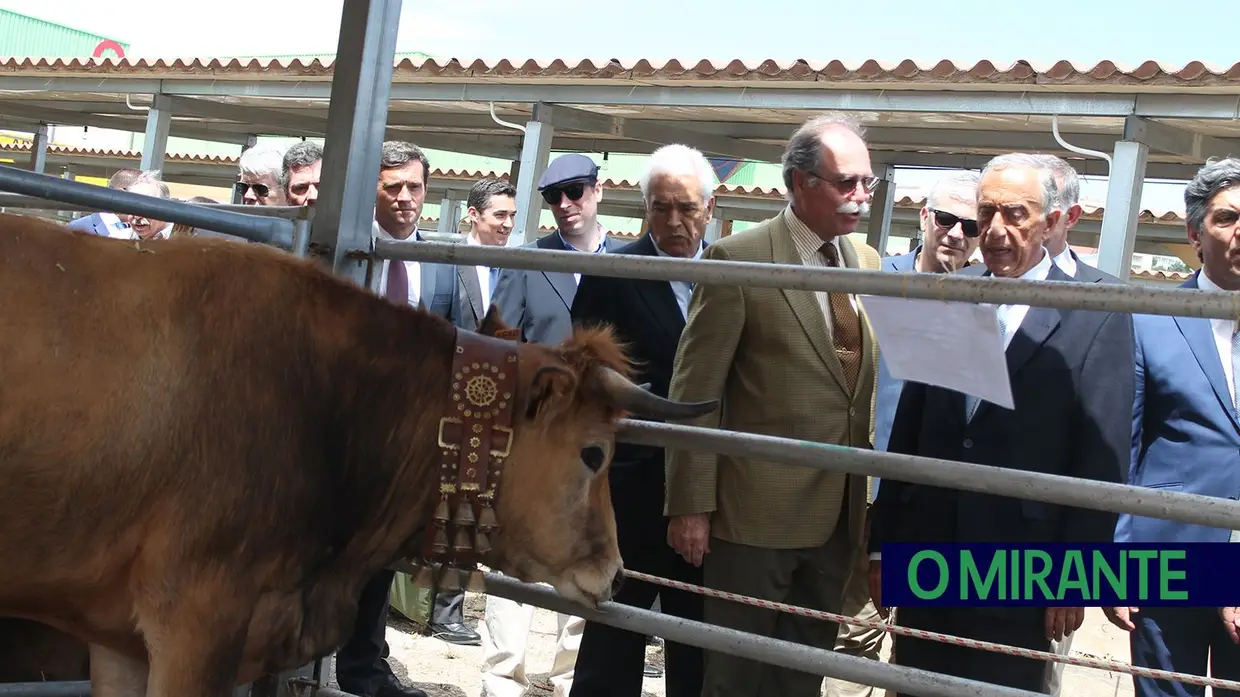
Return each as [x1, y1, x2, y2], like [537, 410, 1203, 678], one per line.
[1196, 269, 1238, 408]
[1051, 246, 1078, 278]
[782, 207, 859, 335]
[373, 222, 421, 308]
[466, 234, 494, 307]
[653, 238, 705, 318]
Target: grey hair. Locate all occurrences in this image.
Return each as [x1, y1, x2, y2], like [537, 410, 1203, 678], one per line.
[781, 113, 867, 202]
[1031, 153, 1080, 211]
[1185, 157, 1240, 232]
[282, 141, 323, 195]
[239, 142, 288, 186]
[380, 140, 431, 176]
[639, 144, 717, 205]
[980, 153, 1062, 214]
[125, 169, 170, 199]
[926, 170, 981, 210]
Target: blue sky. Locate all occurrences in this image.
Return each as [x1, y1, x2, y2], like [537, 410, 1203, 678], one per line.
[2, 0, 1228, 218]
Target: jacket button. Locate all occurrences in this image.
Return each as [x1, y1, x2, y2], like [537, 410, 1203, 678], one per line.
[849, 406, 857, 417]
[963, 438, 974, 448]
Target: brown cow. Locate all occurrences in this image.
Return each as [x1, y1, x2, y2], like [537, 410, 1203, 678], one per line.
[0, 212, 716, 697]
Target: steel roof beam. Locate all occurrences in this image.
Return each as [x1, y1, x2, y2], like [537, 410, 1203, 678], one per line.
[537, 103, 782, 162]
[1124, 116, 1240, 162]
[873, 151, 1204, 181]
[0, 100, 252, 145]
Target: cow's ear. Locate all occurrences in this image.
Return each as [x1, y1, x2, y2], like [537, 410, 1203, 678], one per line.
[478, 304, 519, 340]
[524, 364, 578, 421]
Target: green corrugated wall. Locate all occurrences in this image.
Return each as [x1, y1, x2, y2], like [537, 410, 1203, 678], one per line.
[0, 9, 128, 58]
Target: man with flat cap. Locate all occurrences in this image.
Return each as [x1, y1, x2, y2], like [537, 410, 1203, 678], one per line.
[482, 152, 623, 697]
[491, 152, 622, 345]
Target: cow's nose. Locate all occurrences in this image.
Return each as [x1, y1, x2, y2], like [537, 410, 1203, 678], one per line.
[610, 568, 625, 597]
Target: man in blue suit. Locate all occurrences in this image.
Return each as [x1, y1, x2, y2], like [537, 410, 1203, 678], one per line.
[1112, 158, 1240, 697]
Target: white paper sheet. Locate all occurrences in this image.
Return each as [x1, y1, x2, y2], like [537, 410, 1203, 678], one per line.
[858, 294, 1014, 410]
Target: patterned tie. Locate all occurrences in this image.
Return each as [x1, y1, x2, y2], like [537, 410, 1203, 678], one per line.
[965, 308, 1009, 421]
[820, 242, 862, 393]
[386, 260, 410, 306]
[490, 266, 501, 292]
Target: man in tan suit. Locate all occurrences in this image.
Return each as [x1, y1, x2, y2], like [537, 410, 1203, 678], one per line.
[665, 113, 882, 697]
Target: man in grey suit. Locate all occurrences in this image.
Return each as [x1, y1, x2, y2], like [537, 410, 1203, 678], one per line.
[1034, 154, 1121, 285]
[491, 153, 622, 345]
[455, 178, 518, 331]
[65, 168, 141, 236]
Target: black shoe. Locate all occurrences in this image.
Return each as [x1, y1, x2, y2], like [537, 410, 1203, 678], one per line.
[643, 662, 663, 678]
[428, 621, 482, 646]
[373, 674, 428, 697]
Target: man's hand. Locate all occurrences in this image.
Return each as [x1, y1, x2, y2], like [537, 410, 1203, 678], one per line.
[868, 560, 888, 619]
[1045, 607, 1085, 641]
[1102, 607, 1140, 632]
[668, 514, 711, 566]
[1222, 607, 1239, 644]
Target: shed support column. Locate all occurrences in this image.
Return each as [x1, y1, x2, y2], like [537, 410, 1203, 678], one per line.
[705, 217, 724, 243]
[1095, 140, 1149, 280]
[30, 124, 49, 174]
[437, 195, 461, 236]
[865, 164, 895, 254]
[139, 94, 172, 172]
[509, 159, 521, 193]
[309, 0, 402, 287]
[510, 105, 555, 247]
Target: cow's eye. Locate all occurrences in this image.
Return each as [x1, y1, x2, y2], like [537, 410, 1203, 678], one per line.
[580, 445, 607, 473]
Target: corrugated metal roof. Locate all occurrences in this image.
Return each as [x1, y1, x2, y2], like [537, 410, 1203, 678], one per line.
[0, 55, 1236, 87]
[0, 9, 128, 59]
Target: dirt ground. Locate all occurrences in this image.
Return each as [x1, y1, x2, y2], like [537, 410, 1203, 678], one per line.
[324, 595, 1141, 697]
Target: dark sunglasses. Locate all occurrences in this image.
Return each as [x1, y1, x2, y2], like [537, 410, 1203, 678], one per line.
[541, 182, 588, 206]
[234, 181, 270, 197]
[932, 209, 979, 238]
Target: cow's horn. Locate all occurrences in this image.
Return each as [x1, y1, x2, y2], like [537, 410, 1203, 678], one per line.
[594, 366, 719, 420]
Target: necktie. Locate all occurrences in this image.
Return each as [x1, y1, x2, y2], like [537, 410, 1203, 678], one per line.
[965, 308, 1009, 421]
[820, 242, 862, 393]
[489, 267, 501, 292]
[386, 260, 410, 306]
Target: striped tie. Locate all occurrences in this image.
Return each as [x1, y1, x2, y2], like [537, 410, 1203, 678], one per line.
[820, 242, 862, 393]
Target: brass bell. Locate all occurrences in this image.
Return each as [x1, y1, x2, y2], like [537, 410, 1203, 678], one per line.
[478, 505, 498, 531]
[439, 565, 463, 593]
[453, 501, 476, 527]
[474, 532, 492, 555]
[433, 496, 450, 523]
[413, 563, 437, 590]
[453, 528, 473, 553]
[466, 568, 487, 593]
[432, 527, 449, 555]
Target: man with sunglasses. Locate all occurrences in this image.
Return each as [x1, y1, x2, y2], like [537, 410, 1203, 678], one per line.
[482, 152, 620, 697]
[234, 142, 287, 207]
[884, 172, 981, 274]
[1033, 154, 1120, 285]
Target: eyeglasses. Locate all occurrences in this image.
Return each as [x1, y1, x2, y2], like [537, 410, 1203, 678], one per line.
[807, 171, 880, 194]
[540, 182, 588, 206]
[931, 209, 980, 238]
[234, 181, 270, 197]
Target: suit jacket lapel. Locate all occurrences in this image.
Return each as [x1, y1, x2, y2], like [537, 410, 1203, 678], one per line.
[770, 218, 848, 391]
[631, 235, 685, 343]
[967, 264, 1062, 421]
[458, 265, 485, 324]
[1174, 273, 1239, 430]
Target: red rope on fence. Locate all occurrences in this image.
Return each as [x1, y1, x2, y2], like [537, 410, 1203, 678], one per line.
[622, 568, 1240, 692]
